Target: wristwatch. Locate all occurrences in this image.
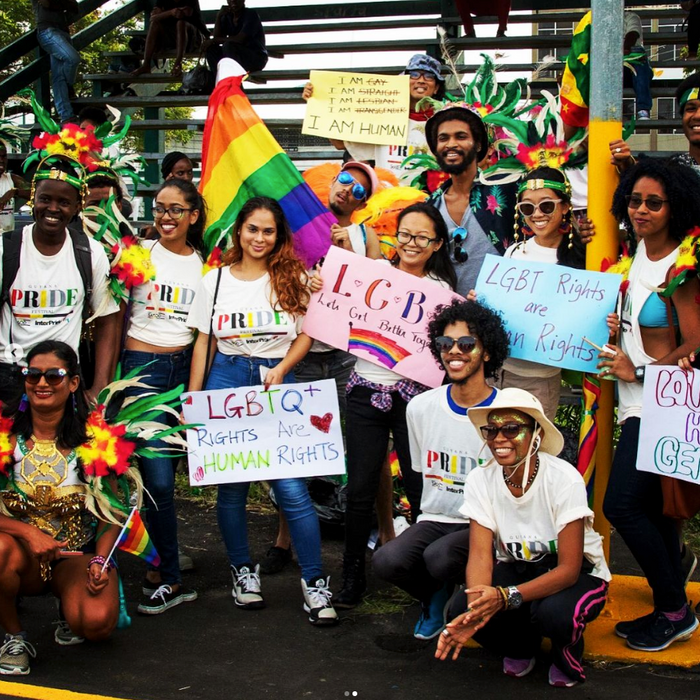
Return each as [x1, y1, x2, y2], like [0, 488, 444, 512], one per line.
[634, 365, 646, 384]
[505, 586, 523, 610]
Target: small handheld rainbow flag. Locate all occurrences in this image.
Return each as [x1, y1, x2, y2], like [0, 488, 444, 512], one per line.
[104, 506, 161, 570]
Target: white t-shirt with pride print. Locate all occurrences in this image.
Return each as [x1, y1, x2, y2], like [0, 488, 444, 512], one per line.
[187, 267, 304, 358]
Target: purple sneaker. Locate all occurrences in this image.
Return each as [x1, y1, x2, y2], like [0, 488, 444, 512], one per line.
[503, 657, 535, 677]
[548, 664, 578, 688]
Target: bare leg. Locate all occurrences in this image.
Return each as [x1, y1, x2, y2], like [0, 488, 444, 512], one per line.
[376, 454, 396, 546]
[274, 511, 292, 550]
[171, 20, 188, 77]
[131, 19, 164, 77]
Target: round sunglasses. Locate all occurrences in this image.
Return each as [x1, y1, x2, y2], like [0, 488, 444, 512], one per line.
[435, 335, 477, 354]
[480, 422, 535, 441]
[22, 367, 69, 386]
[336, 171, 367, 201]
[516, 199, 561, 217]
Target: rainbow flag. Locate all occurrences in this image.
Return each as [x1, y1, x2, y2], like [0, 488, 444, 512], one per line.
[560, 11, 591, 129]
[576, 373, 600, 501]
[348, 327, 411, 369]
[116, 507, 161, 567]
[199, 59, 335, 268]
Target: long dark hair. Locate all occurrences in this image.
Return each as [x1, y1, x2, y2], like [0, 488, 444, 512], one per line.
[6, 341, 88, 450]
[518, 167, 585, 270]
[154, 179, 207, 255]
[394, 202, 458, 291]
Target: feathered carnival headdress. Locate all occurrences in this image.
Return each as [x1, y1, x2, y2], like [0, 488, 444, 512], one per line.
[0, 103, 29, 152]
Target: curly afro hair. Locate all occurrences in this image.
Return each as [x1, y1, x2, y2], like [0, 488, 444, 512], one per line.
[611, 158, 700, 247]
[427, 299, 510, 379]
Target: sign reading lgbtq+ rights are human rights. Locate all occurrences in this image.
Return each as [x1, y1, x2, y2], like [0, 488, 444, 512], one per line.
[182, 379, 345, 486]
[474, 255, 622, 373]
[303, 247, 460, 387]
[302, 70, 410, 146]
[638, 365, 700, 485]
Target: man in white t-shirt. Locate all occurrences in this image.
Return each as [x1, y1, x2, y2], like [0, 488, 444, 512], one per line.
[372, 298, 510, 640]
[0, 163, 119, 404]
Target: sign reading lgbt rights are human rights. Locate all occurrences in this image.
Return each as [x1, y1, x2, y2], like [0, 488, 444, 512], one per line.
[474, 255, 622, 373]
[303, 247, 460, 387]
[182, 380, 345, 486]
[302, 70, 410, 146]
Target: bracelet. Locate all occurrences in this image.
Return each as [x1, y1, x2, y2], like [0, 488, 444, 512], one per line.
[87, 555, 112, 573]
[496, 586, 509, 610]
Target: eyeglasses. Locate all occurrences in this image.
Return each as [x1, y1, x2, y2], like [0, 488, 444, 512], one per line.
[408, 70, 437, 83]
[625, 194, 668, 212]
[480, 422, 535, 441]
[435, 335, 477, 354]
[516, 199, 561, 217]
[396, 230, 438, 248]
[22, 367, 69, 386]
[152, 205, 193, 219]
[452, 227, 468, 263]
[336, 171, 367, 201]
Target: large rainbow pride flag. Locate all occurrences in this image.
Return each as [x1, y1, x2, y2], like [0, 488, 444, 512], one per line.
[199, 59, 335, 267]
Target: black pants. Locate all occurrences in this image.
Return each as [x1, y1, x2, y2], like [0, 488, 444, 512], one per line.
[448, 560, 608, 683]
[372, 520, 469, 603]
[0, 362, 23, 406]
[603, 417, 685, 611]
[689, 4, 700, 57]
[344, 385, 422, 557]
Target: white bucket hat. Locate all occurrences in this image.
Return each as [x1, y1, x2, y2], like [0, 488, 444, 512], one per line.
[467, 388, 564, 457]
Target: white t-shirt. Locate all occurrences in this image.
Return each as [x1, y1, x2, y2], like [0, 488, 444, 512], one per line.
[0, 225, 119, 362]
[345, 116, 430, 184]
[187, 267, 304, 358]
[354, 261, 452, 385]
[460, 452, 611, 582]
[0, 172, 15, 234]
[127, 240, 203, 347]
[502, 237, 562, 379]
[407, 385, 496, 523]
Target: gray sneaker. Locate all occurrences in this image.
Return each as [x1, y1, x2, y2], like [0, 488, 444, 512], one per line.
[137, 584, 198, 615]
[179, 548, 195, 572]
[54, 619, 85, 646]
[0, 634, 36, 675]
[231, 564, 265, 609]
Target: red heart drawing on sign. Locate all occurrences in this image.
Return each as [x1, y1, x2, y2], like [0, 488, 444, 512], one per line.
[183, 395, 193, 404]
[193, 466, 204, 482]
[310, 413, 333, 433]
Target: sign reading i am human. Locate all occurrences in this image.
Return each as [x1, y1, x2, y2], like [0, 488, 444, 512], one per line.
[182, 379, 345, 486]
[303, 247, 460, 388]
[474, 255, 622, 373]
[302, 70, 410, 146]
[637, 365, 700, 485]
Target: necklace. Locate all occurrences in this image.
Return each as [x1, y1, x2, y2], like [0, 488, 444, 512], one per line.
[503, 457, 539, 490]
[20, 434, 68, 487]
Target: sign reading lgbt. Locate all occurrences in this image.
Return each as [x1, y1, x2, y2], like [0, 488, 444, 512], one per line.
[474, 254, 622, 373]
[303, 247, 460, 387]
[302, 70, 410, 146]
[637, 365, 700, 485]
[182, 379, 345, 486]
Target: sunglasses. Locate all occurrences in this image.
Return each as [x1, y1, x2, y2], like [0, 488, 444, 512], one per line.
[435, 335, 477, 354]
[452, 227, 468, 263]
[480, 422, 535, 441]
[397, 230, 437, 248]
[22, 367, 69, 386]
[152, 206, 193, 220]
[336, 171, 367, 201]
[625, 194, 668, 212]
[408, 70, 437, 83]
[516, 199, 561, 217]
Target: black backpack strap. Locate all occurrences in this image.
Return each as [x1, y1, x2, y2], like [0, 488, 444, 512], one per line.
[201, 266, 223, 390]
[1, 228, 24, 310]
[67, 225, 93, 320]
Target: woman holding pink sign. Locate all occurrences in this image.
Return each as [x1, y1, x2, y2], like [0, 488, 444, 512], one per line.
[335, 202, 457, 609]
[187, 196, 338, 627]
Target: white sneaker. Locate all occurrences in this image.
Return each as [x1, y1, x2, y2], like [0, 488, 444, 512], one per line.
[178, 548, 195, 572]
[231, 564, 265, 609]
[302, 576, 338, 626]
[0, 634, 36, 676]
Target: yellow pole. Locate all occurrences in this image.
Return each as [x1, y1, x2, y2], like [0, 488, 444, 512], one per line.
[587, 0, 625, 560]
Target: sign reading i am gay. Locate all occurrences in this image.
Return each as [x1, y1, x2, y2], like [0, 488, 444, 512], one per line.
[303, 247, 461, 387]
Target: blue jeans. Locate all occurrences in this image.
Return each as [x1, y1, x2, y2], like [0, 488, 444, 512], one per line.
[121, 348, 192, 585]
[623, 46, 652, 113]
[206, 352, 323, 580]
[37, 28, 80, 122]
[603, 418, 685, 611]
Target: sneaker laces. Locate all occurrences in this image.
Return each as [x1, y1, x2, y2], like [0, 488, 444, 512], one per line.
[1, 636, 36, 659]
[306, 578, 333, 609]
[149, 584, 174, 602]
[235, 568, 261, 593]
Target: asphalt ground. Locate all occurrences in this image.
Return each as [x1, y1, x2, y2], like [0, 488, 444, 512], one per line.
[1, 497, 699, 700]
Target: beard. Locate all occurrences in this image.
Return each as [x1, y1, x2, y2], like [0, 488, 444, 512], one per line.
[436, 145, 478, 175]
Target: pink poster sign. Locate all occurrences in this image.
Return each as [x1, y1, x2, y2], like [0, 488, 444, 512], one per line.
[302, 247, 461, 387]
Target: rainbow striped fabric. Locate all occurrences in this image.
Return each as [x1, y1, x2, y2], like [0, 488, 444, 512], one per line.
[116, 507, 161, 567]
[199, 59, 335, 268]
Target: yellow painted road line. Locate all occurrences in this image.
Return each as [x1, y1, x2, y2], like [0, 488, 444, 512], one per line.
[0, 680, 132, 700]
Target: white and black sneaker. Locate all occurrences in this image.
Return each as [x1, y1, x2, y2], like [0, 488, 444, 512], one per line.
[54, 619, 85, 646]
[0, 634, 35, 675]
[137, 584, 198, 615]
[301, 576, 338, 626]
[231, 564, 265, 609]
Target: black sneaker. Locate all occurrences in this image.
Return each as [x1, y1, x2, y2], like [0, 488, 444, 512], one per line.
[681, 544, 698, 586]
[259, 546, 292, 575]
[614, 611, 658, 639]
[137, 584, 198, 615]
[626, 607, 699, 651]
